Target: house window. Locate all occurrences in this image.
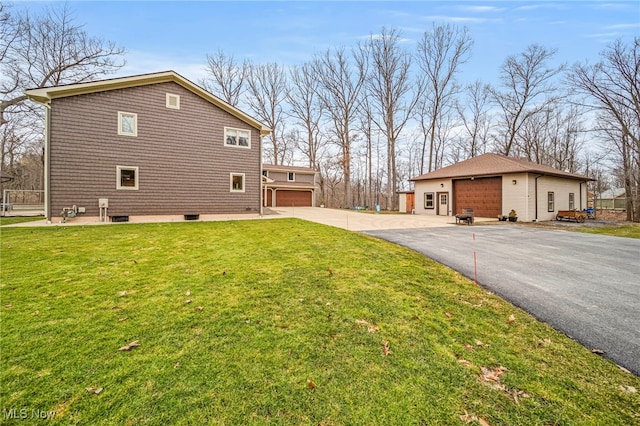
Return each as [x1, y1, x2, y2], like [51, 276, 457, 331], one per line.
[440, 194, 448, 205]
[288, 172, 295, 181]
[118, 112, 137, 136]
[166, 93, 180, 109]
[117, 166, 138, 190]
[548, 192, 555, 212]
[225, 127, 250, 148]
[569, 193, 575, 210]
[230, 173, 245, 192]
[424, 192, 434, 209]
[262, 170, 268, 177]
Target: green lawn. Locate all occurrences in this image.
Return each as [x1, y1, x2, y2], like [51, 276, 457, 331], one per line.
[1, 219, 638, 425]
[574, 223, 640, 239]
[0, 215, 44, 226]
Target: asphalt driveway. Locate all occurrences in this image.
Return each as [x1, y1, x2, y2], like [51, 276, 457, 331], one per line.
[364, 225, 640, 375]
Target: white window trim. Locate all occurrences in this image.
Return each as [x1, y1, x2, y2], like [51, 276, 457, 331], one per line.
[424, 192, 434, 209]
[116, 166, 139, 190]
[287, 172, 295, 182]
[118, 112, 138, 136]
[230, 173, 245, 193]
[166, 93, 180, 109]
[224, 127, 251, 149]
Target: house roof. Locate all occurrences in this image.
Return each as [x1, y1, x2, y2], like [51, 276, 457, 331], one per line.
[25, 70, 272, 137]
[263, 164, 317, 174]
[599, 188, 626, 199]
[411, 153, 592, 182]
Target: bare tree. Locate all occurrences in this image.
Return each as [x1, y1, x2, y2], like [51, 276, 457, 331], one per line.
[1, 3, 126, 127]
[287, 62, 325, 170]
[518, 104, 584, 172]
[313, 47, 366, 208]
[568, 38, 640, 221]
[489, 44, 566, 156]
[201, 49, 248, 107]
[415, 24, 472, 173]
[455, 80, 491, 159]
[364, 27, 420, 210]
[245, 62, 289, 165]
[1, 3, 125, 199]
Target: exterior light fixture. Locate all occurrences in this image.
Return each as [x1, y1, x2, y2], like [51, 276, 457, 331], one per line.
[512, 179, 517, 185]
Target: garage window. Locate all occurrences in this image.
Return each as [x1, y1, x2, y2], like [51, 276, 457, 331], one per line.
[548, 192, 555, 212]
[424, 192, 434, 209]
[569, 193, 575, 210]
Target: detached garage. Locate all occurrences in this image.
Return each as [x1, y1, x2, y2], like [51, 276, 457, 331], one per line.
[262, 164, 318, 207]
[411, 153, 593, 222]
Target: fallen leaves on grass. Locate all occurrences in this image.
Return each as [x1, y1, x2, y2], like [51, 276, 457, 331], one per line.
[174, 362, 181, 369]
[620, 385, 637, 394]
[118, 317, 128, 322]
[185, 290, 191, 296]
[536, 338, 552, 347]
[307, 379, 315, 389]
[475, 339, 485, 347]
[195, 306, 203, 311]
[481, 366, 507, 383]
[618, 365, 632, 374]
[445, 312, 453, 318]
[355, 319, 378, 333]
[507, 314, 516, 324]
[118, 291, 128, 296]
[591, 349, 605, 355]
[382, 341, 392, 356]
[85, 387, 103, 394]
[185, 299, 192, 304]
[458, 359, 472, 367]
[477, 366, 531, 404]
[118, 340, 140, 351]
[460, 411, 490, 425]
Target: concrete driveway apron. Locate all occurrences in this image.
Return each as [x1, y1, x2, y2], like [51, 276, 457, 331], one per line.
[364, 225, 640, 375]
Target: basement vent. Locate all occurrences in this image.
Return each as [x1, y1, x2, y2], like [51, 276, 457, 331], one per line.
[166, 93, 180, 109]
[184, 214, 199, 221]
[111, 215, 129, 223]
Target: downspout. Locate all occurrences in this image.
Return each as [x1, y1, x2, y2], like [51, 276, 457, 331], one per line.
[259, 132, 263, 217]
[44, 102, 51, 222]
[534, 174, 543, 221]
[579, 181, 586, 210]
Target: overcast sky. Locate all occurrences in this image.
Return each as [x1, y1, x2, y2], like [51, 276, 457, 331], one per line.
[15, 1, 640, 87]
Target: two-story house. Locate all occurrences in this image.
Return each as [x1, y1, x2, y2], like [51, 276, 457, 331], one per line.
[26, 71, 271, 222]
[262, 165, 318, 207]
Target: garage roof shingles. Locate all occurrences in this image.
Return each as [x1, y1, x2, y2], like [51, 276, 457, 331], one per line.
[411, 153, 592, 181]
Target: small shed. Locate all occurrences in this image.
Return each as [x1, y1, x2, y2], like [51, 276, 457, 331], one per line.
[398, 191, 415, 213]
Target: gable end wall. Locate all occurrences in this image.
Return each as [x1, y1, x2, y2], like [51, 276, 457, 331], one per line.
[49, 81, 261, 217]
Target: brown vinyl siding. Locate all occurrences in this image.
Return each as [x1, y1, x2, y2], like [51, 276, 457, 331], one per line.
[49, 81, 261, 217]
[266, 171, 315, 184]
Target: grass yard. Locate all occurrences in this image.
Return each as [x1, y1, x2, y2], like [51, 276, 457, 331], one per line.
[574, 223, 640, 239]
[0, 215, 44, 226]
[1, 219, 638, 425]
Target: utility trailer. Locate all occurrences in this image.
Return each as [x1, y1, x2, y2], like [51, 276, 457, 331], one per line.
[556, 210, 588, 223]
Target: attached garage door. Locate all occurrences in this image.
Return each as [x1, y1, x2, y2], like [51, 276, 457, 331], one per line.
[275, 190, 312, 207]
[453, 177, 502, 218]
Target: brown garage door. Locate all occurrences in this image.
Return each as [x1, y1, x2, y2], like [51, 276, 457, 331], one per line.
[276, 190, 312, 207]
[453, 177, 502, 218]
